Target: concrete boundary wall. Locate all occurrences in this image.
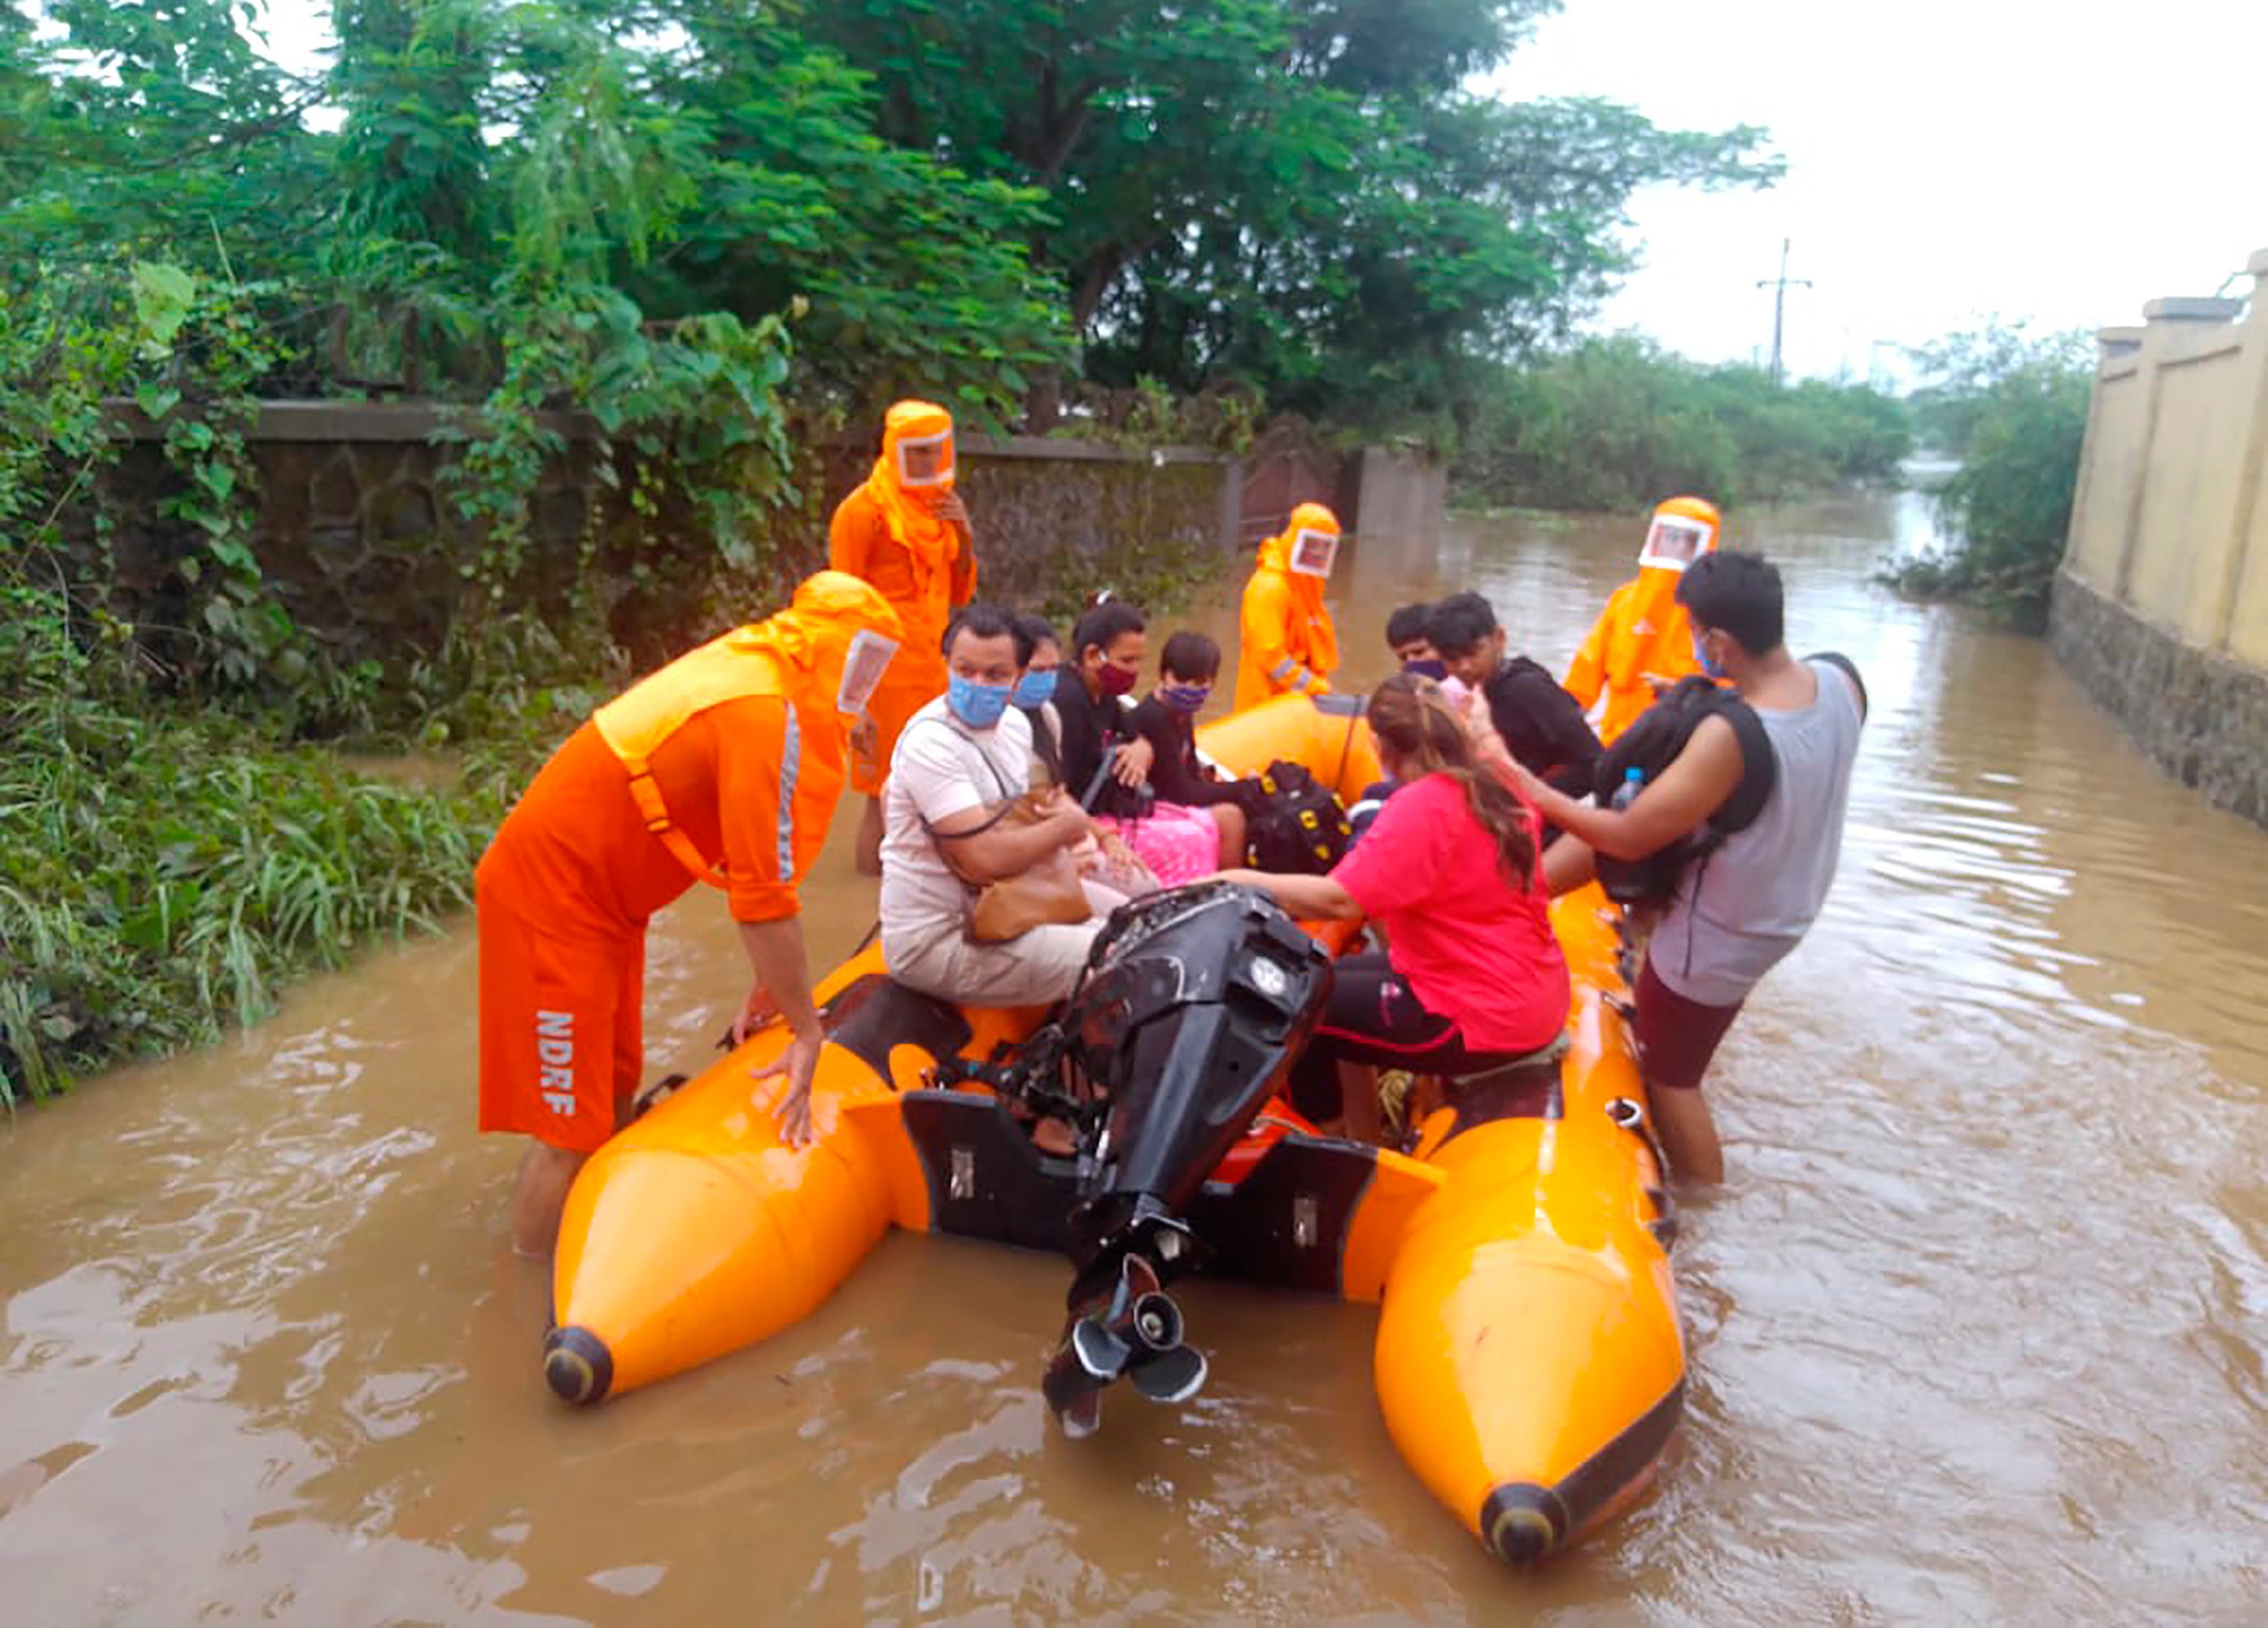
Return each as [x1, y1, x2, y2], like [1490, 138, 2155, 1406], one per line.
[2053, 250, 2268, 825]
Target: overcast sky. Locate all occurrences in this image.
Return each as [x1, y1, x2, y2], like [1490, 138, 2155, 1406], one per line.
[248, 0, 2265, 385]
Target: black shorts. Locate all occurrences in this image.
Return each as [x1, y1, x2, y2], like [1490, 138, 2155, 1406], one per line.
[1287, 952, 1528, 1120]
[1634, 958, 1745, 1092]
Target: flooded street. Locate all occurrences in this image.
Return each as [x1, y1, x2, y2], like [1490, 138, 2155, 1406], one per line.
[5, 488, 2266, 1623]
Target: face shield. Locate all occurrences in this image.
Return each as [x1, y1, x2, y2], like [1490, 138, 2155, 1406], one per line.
[835, 629, 900, 717]
[1287, 527, 1339, 579]
[1638, 515, 1712, 573]
[893, 429, 955, 490]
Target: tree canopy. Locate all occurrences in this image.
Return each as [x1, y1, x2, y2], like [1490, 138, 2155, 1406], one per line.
[3, 0, 1774, 433]
[798, 0, 1777, 431]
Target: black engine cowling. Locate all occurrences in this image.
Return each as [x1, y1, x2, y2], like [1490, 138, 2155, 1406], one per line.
[1040, 883, 1332, 1435]
[1060, 882, 1332, 1286]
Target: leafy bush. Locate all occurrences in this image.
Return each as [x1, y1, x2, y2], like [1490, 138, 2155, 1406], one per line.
[1881, 326, 2092, 628]
[0, 600, 563, 1103]
[1455, 336, 1912, 511]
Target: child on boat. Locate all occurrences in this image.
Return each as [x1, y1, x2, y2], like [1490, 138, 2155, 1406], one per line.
[1120, 630, 1251, 879]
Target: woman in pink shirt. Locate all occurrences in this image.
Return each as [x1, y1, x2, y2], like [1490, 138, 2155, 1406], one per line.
[1218, 673, 1570, 1128]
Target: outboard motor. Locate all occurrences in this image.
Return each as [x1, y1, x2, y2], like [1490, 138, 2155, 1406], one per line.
[1036, 882, 1331, 1436]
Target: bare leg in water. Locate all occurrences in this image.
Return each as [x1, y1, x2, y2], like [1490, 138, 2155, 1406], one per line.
[510, 1142, 590, 1258]
[1644, 1084, 1724, 1187]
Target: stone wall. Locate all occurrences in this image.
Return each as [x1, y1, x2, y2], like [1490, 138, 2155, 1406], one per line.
[813, 435, 1237, 615]
[2053, 249, 2268, 826]
[2050, 571, 2268, 825]
[99, 403, 602, 670]
[94, 401, 1439, 673]
[100, 404, 1241, 671]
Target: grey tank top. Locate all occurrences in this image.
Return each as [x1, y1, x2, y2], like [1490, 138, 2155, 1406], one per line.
[1653, 660, 1864, 1007]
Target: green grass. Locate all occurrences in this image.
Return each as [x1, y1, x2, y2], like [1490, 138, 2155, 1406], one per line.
[0, 691, 546, 1105]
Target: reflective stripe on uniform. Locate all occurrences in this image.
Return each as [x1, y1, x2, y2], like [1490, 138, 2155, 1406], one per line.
[776, 706, 801, 882]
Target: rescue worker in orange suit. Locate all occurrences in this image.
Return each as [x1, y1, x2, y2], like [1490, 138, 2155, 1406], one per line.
[1234, 502, 1343, 711]
[830, 400, 978, 874]
[1563, 496, 1723, 743]
[475, 572, 906, 1257]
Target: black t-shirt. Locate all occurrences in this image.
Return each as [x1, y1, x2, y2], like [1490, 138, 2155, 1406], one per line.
[1484, 656, 1602, 798]
[1126, 697, 1244, 807]
[1048, 667, 1137, 805]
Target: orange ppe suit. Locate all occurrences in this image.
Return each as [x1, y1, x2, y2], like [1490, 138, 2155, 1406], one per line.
[1564, 496, 1721, 744]
[829, 400, 978, 794]
[1234, 502, 1342, 712]
[475, 571, 904, 1151]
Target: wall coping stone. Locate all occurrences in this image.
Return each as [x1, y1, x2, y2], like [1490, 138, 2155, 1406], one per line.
[112, 398, 602, 443]
[2141, 296, 2245, 323]
[110, 398, 1227, 466]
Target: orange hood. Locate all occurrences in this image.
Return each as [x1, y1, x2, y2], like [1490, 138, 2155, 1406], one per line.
[595, 571, 906, 760]
[860, 400, 959, 596]
[1255, 502, 1342, 676]
[1614, 496, 1720, 689]
[756, 570, 907, 717]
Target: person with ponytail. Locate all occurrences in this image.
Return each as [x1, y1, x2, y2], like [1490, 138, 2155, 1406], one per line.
[1217, 673, 1570, 1131]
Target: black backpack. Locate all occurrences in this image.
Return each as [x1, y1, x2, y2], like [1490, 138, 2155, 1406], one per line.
[1591, 677, 1775, 908]
[1242, 759, 1352, 875]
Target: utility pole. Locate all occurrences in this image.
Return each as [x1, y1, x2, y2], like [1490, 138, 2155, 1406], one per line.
[1755, 238, 1811, 386]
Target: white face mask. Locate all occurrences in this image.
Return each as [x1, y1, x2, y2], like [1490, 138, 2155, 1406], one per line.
[835, 630, 900, 717]
[1287, 527, 1338, 579]
[1638, 516, 1712, 573]
[893, 430, 954, 489]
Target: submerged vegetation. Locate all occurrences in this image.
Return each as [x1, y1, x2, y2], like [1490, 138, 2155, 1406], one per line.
[1881, 326, 2093, 629]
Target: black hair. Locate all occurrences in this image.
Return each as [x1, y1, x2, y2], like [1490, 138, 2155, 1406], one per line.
[1386, 603, 1434, 648]
[1158, 630, 1221, 682]
[1070, 598, 1146, 662]
[943, 601, 1035, 666]
[1425, 590, 1499, 660]
[1014, 613, 1060, 655]
[1676, 551, 1783, 655]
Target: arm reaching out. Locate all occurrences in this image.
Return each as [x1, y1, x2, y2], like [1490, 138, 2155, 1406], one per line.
[736, 915, 826, 1147]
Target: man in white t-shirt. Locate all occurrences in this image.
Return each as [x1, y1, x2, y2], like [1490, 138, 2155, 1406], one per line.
[880, 604, 1105, 1007]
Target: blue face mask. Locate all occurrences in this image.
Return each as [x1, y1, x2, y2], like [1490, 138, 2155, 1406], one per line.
[1691, 630, 1726, 680]
[1012, 667, 1056, 710]
[1159, 682, 1211, 715]
[947, 672, 1014, 729]
[1402, 657, 1448, 682]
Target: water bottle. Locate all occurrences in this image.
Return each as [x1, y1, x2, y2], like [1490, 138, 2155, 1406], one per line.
[1611, 766, 1644, 811]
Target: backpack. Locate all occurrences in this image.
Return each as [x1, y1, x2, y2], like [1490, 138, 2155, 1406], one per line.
[1591, 677, 1775, 908]
[1242, 759, 1352, 875]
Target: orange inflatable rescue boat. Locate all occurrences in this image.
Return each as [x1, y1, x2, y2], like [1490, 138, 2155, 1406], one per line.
[546, 693, 1684, 1564]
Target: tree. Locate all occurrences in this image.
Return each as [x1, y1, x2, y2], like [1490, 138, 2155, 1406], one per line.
[1883, 323, 2092, 627]
[1, 1, 328, 285]
[800, 0, 1777, 429]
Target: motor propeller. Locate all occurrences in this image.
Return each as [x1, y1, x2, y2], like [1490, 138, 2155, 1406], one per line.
[1041, 1250, 1208, 1438]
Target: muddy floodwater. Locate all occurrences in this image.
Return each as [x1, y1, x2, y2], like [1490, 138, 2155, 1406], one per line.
[5, 489, 2266, 1623]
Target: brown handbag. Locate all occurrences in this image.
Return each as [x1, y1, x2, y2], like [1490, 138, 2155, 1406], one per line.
[964, 794, 1094, 942]
[928, 791, 1095, 944]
